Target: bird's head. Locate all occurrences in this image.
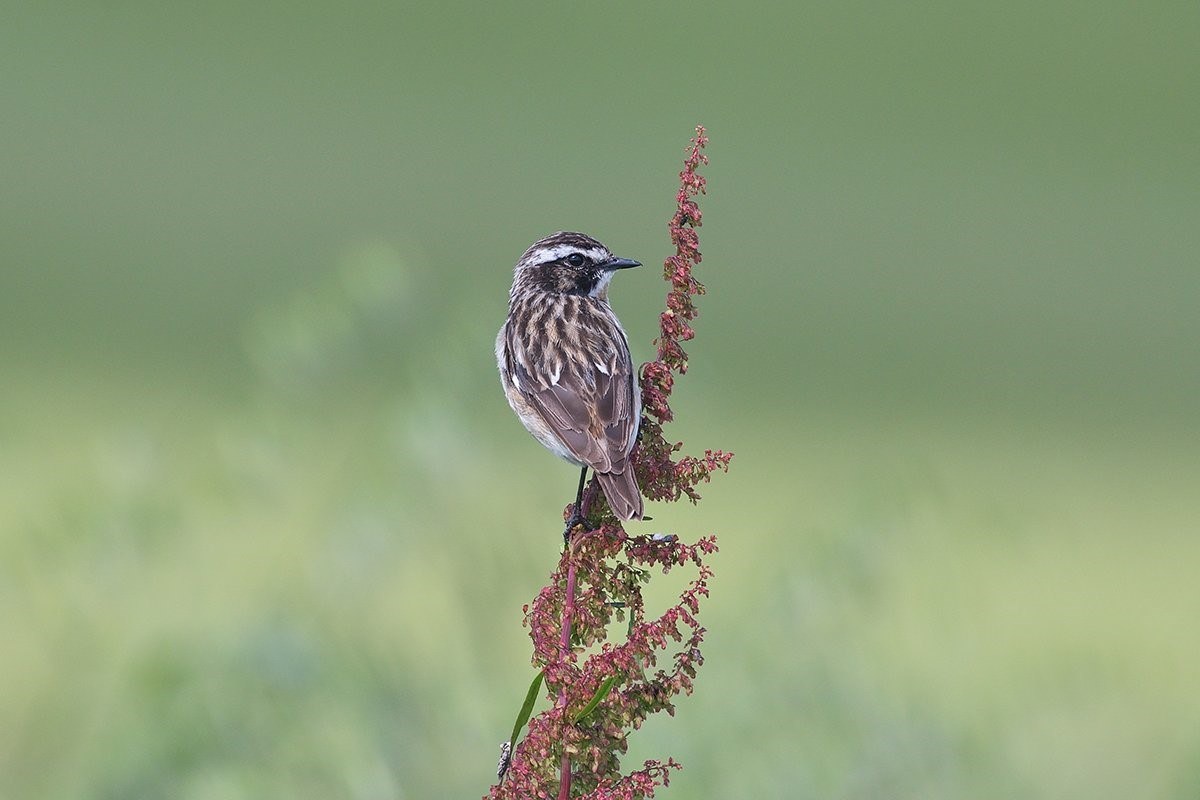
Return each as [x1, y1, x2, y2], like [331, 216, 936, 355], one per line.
[512, 231, 641, 300]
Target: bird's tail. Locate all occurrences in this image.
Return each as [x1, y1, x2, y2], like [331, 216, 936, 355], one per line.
[596, 469, 644, 521]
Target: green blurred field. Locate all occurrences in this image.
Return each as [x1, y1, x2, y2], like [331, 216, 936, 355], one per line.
[3, 3, 1199, 798]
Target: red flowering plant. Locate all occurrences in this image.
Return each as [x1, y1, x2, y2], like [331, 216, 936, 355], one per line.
[487, 127, 731, 800]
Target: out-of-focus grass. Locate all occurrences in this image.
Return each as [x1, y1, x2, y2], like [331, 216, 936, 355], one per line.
[4, 364, 1199, 798]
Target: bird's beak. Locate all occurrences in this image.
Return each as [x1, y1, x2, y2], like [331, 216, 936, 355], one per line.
[600, 257, 642, 271]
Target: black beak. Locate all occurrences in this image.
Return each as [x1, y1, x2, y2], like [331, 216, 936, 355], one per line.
[599, 257, 641, 271]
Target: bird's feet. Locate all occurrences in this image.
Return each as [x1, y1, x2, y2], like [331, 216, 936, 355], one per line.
[562, 507, 592, 546]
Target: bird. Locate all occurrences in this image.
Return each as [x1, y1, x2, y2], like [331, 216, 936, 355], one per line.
[496, 231, 644, 532]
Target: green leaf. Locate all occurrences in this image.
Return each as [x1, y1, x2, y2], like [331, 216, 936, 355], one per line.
[508, 670, 544, 748]
[573, 675, 619, 723]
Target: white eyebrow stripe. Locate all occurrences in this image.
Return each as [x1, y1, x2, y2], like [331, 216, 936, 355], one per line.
[535, 245, 610, 264]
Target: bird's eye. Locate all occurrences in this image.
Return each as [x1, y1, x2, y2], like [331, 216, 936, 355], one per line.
[566, 253, 586, 267]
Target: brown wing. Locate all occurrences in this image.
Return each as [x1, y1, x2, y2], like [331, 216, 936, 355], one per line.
[503, 297, 639, 473]
[527, 362, 638, 474]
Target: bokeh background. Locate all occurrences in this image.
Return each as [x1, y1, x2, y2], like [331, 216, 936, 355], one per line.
[3, 3, 1198, 798]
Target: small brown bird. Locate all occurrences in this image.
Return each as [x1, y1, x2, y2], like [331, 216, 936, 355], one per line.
[496, 231, 644, 529]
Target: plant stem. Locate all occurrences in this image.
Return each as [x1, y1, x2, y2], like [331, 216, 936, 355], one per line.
[557, 537, 580, 800]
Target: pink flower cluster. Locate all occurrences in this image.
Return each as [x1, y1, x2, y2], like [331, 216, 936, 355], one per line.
[489, 529, 716, 799]
[637, 126, 733, 505]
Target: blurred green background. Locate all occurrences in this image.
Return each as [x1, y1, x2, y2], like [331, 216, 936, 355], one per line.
[3, 2, 1198, 798]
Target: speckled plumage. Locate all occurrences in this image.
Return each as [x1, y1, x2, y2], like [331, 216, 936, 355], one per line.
[496, 232, 644, 521]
